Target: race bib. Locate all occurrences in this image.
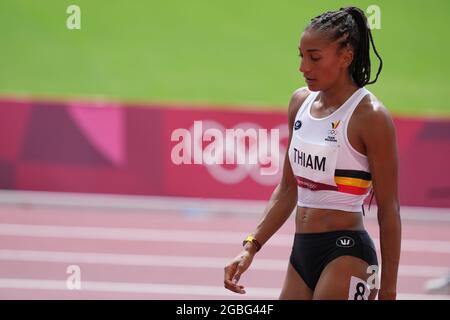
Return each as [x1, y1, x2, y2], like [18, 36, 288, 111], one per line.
[348, 276, 370, 300]
[289, 134, 338, 188]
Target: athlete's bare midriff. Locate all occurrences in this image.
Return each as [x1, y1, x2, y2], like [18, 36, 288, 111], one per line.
[295, 206, 365, 233]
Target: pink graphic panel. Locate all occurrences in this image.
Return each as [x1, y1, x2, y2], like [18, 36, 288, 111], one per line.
[67, 101, 126, 167]
[161, 107, 289, 200]
[0, 98, 449, 208]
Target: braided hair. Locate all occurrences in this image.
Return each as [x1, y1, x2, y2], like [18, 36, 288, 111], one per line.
[305, 7, 383, 87]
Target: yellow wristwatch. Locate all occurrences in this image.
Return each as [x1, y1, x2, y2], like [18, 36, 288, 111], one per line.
[242, 235, 262, 252]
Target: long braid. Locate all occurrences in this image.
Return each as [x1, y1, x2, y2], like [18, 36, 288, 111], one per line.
[366, 19, 383, 84]
[306, 7, 383, 87]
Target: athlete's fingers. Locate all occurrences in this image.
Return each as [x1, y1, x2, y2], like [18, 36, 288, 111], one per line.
[224, 263, 246, 294]
[233, 264, 245, 283]
[224, 263, 238, 290]
[224, 281, 245, 293]
[224, 262, 237, 282]
[232, 264, 247, 293]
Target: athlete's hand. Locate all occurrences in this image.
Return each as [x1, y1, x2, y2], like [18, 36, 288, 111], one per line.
[223, 248, 256, 294]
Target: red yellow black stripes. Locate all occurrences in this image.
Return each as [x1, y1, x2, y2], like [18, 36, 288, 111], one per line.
[334, 169, 371, 195]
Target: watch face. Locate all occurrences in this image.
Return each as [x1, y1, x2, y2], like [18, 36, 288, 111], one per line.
[243, 237, 261, 252]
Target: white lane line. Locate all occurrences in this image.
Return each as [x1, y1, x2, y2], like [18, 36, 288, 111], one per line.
[1, 223, 450, 254]
[396, 293, 450, 300]
[0, 190, 269, 217]
[1, 190, 450, 222]
[0, 278, 448, 300]
[0, 223, 286, 243]
[0, 250, 448, 278]
[0, 278, 276, 298]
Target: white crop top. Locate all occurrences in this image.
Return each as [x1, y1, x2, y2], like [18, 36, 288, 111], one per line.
[288, 87, 372, 213]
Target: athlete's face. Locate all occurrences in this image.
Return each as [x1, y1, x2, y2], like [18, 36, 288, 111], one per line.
[298, 30, 353, 91]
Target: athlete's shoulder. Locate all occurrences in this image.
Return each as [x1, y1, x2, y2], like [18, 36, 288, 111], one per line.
[287, 87, 311, 124]
[357, 91, 396, 133]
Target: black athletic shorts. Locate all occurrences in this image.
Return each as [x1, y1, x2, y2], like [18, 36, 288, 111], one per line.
[289, 230, 378, 291]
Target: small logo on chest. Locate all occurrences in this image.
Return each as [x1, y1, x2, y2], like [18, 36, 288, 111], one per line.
[325, 120, 340, 142]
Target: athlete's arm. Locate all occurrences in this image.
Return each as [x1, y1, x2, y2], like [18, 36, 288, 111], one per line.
[361, 99, 401, 300]
[248, 88, 310, 248]
[223, 87, 309, 293]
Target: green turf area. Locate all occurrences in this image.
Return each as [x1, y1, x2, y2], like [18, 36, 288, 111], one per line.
[0, 0, 449, 116]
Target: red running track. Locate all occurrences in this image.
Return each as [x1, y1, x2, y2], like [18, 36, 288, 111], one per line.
[0, 202, 449, 300]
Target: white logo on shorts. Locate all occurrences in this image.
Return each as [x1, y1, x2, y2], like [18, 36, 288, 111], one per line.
[336, 236, 355, 248]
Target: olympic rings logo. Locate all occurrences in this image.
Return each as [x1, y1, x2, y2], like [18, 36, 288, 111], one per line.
[328, 129, 338, 136]
[171, 120, 289, 185]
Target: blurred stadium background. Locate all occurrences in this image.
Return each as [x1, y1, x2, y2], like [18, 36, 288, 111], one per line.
[0, 0, 449, 299]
